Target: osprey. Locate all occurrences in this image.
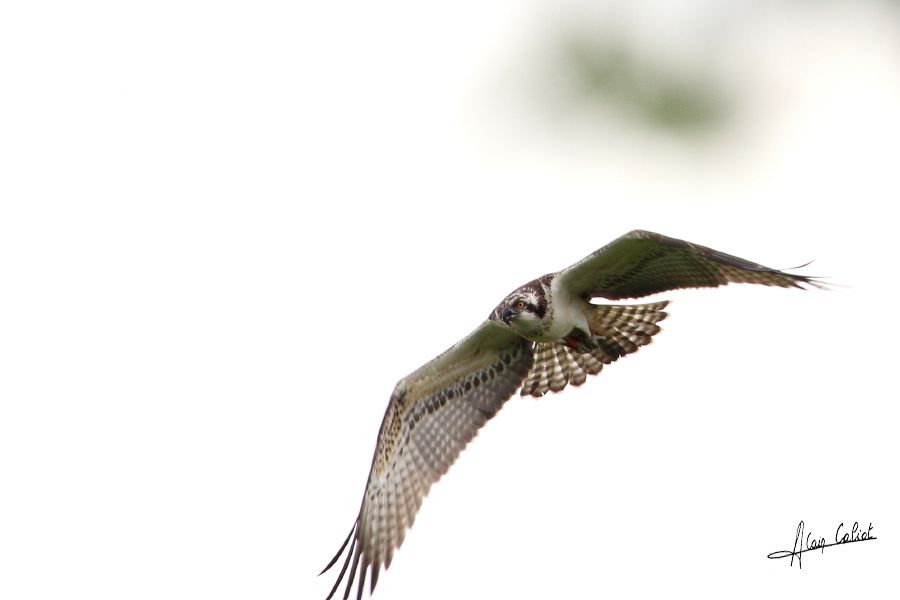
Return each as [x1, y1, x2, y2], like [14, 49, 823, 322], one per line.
[321, 230, 822, 599]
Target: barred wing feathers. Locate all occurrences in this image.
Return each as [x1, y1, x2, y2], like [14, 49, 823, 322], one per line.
[558, 230, 824, 300]
[321, 321, 534, 600]
[322, 230, 824, 598]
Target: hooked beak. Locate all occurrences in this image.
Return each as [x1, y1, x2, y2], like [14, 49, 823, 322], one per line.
[502, 307, 518, 323]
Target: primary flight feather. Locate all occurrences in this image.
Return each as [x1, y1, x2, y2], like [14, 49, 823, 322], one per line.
[320, 230, 823, 599]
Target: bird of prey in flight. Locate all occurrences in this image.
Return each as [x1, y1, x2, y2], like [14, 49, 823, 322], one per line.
[321, 230, 822, 599]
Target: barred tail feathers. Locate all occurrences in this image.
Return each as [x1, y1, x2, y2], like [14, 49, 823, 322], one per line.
[519, 301, 669, 397]
[586, 300, 669, 359]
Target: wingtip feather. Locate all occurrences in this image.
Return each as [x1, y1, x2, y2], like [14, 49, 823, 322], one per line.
[321, 522, 357, 576]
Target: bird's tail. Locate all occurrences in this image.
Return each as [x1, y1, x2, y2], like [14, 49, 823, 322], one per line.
[519, 301, 669, 398]
[585, 300, 669, 361]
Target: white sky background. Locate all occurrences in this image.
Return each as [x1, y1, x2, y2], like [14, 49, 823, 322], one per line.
[2, 1, 899, 599]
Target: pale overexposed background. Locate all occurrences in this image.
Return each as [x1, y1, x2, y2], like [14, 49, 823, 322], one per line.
[1, 1, 898, 599]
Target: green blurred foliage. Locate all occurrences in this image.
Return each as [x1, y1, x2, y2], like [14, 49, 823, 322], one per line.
[554, 33, 732, 134]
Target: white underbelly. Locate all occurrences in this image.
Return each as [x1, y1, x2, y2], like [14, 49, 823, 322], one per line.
[545, 279, 590, 340]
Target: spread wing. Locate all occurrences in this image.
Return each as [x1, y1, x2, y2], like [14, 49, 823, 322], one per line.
[321, 321, 534, 600]
[556, 230, 824, 300]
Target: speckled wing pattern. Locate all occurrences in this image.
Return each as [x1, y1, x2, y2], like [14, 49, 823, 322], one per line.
[520, 301, 670, 397]
[557, 230, 824, 300]
[322, 229, 823, 598]
[321, 321, 534, 600]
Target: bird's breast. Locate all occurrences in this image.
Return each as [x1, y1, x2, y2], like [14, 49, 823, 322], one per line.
[545, 278, 591, 340]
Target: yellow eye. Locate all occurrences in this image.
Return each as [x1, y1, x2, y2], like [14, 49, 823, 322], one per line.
[515, 300, 526, 310]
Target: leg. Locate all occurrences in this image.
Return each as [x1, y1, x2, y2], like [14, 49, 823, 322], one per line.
[562, 328, 607, 354]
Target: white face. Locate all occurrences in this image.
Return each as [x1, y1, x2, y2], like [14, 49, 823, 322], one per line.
[508, 309, 543, 336]
[500, 290, 546, 337]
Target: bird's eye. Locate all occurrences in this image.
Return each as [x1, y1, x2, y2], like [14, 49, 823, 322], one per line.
[515, 300, 526, 310]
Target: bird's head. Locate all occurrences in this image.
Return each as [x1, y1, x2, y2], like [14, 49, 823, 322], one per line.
[492, 280, 549, 336]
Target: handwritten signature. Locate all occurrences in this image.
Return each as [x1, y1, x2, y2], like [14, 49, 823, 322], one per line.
[768, 521, 876, 567]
